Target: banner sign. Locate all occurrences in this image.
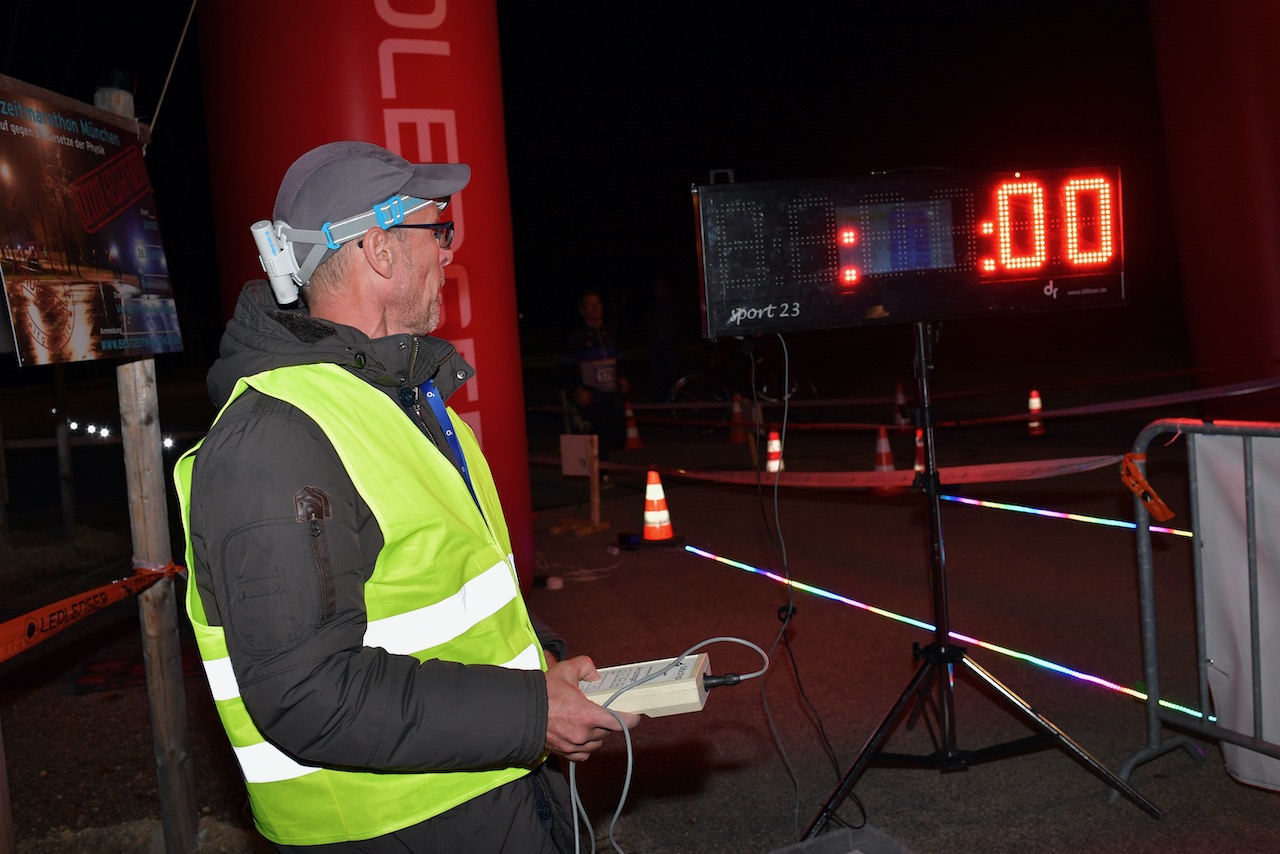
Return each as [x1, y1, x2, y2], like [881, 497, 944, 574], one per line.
[0, 74, 182, 365]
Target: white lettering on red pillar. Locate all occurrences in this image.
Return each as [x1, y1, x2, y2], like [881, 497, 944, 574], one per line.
[375, 2, 482, 441]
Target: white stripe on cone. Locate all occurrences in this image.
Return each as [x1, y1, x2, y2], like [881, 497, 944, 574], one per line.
[872, 426, 903, 495]
[624, 401, 643, 449]
[766, 431, 784, 472]
[1028, 389, 1045, 436]
[894, 382, 909, 432]
[728, 394, 746, 444]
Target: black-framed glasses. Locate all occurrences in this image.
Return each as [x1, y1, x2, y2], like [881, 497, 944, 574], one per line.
[391, 220, 455, 249]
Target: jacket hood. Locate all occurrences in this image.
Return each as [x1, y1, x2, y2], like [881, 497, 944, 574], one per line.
[208, 281, 473, 409]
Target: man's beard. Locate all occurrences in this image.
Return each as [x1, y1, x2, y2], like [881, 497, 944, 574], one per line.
[420, 289, 443, 335]
[395, 251, 444, 335]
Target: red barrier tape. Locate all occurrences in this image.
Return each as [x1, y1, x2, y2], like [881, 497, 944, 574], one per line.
[530, 376, 1280, 434]
[940, 377, 1280, 428]
[0, 564, 181, 665]
[529, 454, 1123, 489]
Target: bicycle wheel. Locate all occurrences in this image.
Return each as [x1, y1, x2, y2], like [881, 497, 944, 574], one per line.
[668, 372, 730, 434]
[757, 376, 823, 423]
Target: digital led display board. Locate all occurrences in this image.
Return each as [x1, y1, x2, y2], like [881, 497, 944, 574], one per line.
[692, 167, 1124, 337]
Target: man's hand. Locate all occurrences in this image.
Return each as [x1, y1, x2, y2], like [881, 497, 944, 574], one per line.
[544, 655, 641, 763]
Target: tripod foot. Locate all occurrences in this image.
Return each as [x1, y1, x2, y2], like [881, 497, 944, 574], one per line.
[961, 656, 1161, 818]
[805, 648, 1161, 840]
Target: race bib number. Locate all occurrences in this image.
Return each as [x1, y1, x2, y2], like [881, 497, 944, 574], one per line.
[580, 358, 617, 393]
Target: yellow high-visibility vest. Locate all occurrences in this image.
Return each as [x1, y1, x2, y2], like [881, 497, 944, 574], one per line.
[174, 363, 544, 845]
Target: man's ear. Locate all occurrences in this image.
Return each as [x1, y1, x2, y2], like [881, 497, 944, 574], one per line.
[359, 228, 397, 280]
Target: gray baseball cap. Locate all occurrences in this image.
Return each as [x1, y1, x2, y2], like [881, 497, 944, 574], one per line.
[273, 140, 470, 271]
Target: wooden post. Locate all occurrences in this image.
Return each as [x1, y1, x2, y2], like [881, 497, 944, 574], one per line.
[587, 434, 603, 528]
[118, 357, 197, 852]
[0, 410, 10, 550]
[54, 365, 75, 539]
[550, 434, 610, 536]
[100, 81, 198, 852]
[0, 714, 15, 854]
[745, 402, 761, 470]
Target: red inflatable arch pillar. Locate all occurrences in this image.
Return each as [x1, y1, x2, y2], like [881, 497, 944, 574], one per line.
[1150, 2, 1280, 417]
[198, 1, 536, 585]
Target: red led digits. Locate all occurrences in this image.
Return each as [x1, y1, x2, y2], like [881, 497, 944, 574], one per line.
[996, 180, 1047, 270]
[837, 227, 859, 285]
[1063, 177, 1113, 266]
[827, 166, 1118, 293]
[980, 171, 1117, 276]
[978, 220, 997, 270]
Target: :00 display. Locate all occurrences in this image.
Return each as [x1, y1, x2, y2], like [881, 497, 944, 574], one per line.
[979, 171, 1119, 278]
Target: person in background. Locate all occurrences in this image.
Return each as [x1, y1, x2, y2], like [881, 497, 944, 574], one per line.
[563, 291, 629, 457]
[175, 141, 639, 853]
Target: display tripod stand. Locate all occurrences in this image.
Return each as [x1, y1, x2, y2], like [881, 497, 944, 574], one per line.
[802, 321, 1161, 839]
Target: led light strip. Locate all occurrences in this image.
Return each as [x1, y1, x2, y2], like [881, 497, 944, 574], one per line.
[940, 494, 1193, 537]
[685, 544, 1212, 722]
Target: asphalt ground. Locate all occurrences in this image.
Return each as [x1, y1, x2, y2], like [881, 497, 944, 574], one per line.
[519, 390, 1280, 853]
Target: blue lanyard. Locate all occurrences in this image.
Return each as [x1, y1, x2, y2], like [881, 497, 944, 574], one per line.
[420, 379, 480, 509]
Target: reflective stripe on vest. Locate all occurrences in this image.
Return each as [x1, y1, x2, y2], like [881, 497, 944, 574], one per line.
[174, 363, 544, 845]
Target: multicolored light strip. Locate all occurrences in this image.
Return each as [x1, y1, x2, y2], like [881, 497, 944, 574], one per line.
[940, 494, 1192, 538]
[685, 544, 1212, 722]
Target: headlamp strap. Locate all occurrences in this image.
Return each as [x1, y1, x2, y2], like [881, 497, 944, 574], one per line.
[260, 195, 447, 289]
[279, 195, 433, 256]
[324, 194, 432, 248]
[296, 242, 332, 287]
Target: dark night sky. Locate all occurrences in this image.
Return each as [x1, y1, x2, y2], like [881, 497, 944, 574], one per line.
[0, 0, 1185, 384]
[494, 2, 1180, 358]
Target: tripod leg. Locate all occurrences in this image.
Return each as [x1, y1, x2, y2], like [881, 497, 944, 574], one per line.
[803, 657, 941, 839]
[960, 655, 1162, 818]
[902, 672, 943, 749]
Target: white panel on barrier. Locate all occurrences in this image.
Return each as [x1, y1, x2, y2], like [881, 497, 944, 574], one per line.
[1195, 434, 1280, 791]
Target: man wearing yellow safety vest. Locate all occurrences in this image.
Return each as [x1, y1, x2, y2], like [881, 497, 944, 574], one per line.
[175, 141, 640, 852]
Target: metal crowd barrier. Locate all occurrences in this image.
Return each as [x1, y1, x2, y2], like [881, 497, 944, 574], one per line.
[1118, 418, 1280, 787]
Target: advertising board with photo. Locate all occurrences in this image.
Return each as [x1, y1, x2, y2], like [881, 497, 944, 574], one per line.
[0, 74, 182, 366]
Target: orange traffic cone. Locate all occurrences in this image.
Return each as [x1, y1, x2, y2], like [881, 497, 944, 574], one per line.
[766, 430, 784, 473]
[643, 470, 674, 541]
[871, 426, 904, 496]
[894, 383, 910, 433]
[1027, 389, 1045, 436]
[913, 428, 925, 473]
[623, 400, 644, 449]
[728, 393, 746, 444]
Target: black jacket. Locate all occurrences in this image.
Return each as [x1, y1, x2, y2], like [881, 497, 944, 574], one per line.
[188, 282, 568, 846]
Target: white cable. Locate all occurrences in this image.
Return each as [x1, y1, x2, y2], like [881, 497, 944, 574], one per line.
[763, 332, 806, 835]
[602, 709, 634, 854]
[568, 636, 770, 853]
[772, 333, 792, 569]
